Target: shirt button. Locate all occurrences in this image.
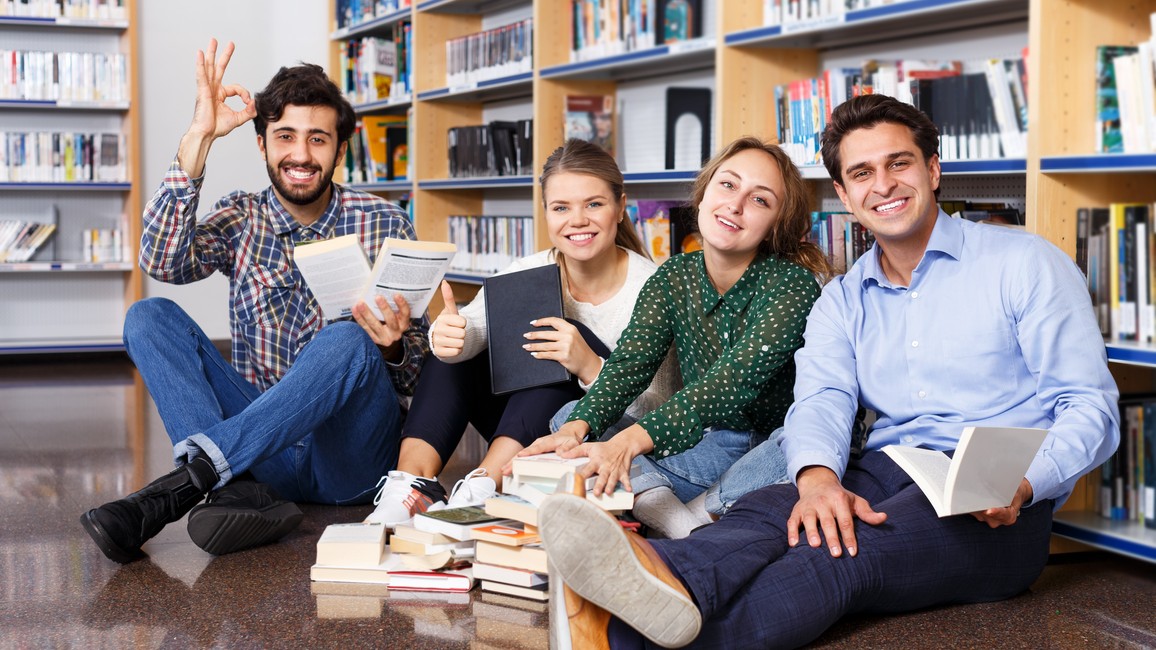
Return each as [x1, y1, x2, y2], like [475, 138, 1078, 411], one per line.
[911, 340, 919, 348]
[903, 435, 914, 443]
[911, 291, 919, 299]
[918, 390, 927, 398]
[723, 332, 729, 339]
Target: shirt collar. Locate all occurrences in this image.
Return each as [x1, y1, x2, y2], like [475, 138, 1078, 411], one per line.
[860, 208, 960, 288]
[265, 183, 342, 239]
[696, 251, 766, 314]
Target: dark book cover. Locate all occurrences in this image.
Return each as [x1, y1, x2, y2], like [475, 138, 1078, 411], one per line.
[485, 264, 571, 395]
[665, 87, 711, 170]
[385, 126, 407, 180]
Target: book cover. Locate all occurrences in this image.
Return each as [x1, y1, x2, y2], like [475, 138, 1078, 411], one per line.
[665, 87, 711, 170]
[484, 264, 571, 394]
[315, 521, 387, 567]
[309, 551, 404, 584]
[413, 505, 513, 541]
[388, 562, 475, 593]
[882, 426, 1048, 517]
[1095, 45, 1138, 154]
[469, 523, 540, 547]
[475, 540, 549, 573]
[564, 94, 614, 157]
[480, 579, 550, 601]
[473, 561, 548, 588]
[634, 200, 679, 263]
[483, 493, 540, 527]
[657, 0, 703, 44]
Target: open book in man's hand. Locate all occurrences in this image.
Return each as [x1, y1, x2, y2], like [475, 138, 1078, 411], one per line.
[882, 426, 1048, 517]
[293, 235, 456, 321]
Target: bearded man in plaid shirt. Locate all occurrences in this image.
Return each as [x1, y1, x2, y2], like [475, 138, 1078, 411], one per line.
[80, 39, 428, 564]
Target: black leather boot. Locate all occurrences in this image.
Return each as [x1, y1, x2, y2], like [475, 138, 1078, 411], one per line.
[80, 455, 218, 564]
[186, 480, 303, 556]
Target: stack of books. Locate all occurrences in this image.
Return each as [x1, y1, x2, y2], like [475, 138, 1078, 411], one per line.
[476, 453, 636, 602]
[309, 521, 396, 585]
[389, 521, 475, 569]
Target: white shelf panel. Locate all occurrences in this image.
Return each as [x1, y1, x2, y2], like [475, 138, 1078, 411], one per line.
[0, 262, 132, 273]
[725, 0, 1027, 50]
[1052, 511, 1156, 564]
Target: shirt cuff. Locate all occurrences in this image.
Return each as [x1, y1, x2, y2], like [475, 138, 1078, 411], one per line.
[577, 356, 605, 392]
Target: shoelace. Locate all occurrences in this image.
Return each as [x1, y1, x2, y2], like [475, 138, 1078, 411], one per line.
[449, 467, 488, 501]
[371, 474, 391, 506]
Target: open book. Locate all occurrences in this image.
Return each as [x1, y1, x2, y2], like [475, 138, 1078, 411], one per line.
[882, 426, 1048, 517]
[293, 235, 456, 321]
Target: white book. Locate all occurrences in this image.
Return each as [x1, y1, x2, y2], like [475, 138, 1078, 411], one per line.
[882, 426, 1048, 518]
[315, 521, 387, 567]
[292, 235, 456, 321]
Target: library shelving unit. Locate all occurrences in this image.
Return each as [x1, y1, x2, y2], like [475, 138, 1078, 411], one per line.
[0, 2, 142, 354]
[330, 0, 1155, 562]
[1029, 0, 1156, 564]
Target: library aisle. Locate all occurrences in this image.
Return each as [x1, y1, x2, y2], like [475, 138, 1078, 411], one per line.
[0, 355, 1151, 647]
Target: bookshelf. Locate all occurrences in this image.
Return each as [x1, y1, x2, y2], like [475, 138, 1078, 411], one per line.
[0, 1, 142, 354]
[328, 0, 1156, 561]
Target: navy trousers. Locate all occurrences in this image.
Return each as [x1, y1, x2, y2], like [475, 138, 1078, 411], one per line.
[403, 320, 610, 464]
[644, 450, 1054, 649]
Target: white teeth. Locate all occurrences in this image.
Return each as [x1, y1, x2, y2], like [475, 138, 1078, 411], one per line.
[718, 216, 739, 229]
[568, 233, 594, 241]
[286, 168, 315, 180]
[875, 199, 904, 212]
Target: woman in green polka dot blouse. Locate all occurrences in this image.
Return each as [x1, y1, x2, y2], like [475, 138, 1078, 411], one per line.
[520, 137, 832, 538]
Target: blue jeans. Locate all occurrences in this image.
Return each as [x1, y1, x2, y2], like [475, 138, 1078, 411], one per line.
[632, 428, 788, 515]
[549, 400, 635, 441]
[645, 450, 1055, 649]
[123, 298, 403, 505]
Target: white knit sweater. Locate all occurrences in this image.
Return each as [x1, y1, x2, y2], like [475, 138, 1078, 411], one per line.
[432, 247, 679, 419]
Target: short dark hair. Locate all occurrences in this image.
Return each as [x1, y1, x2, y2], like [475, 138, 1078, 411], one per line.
[819, 94, 939, 185]
[253, 63, 355, 143]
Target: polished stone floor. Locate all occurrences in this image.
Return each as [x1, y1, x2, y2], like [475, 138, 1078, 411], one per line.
[2, 354, 1155, 649]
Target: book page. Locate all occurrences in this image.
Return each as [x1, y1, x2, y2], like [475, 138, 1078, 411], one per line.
[293, 235, 371, 321]
[362, 238, 457, 319]
[943, 426, 1047, 515]
[882, 445, 952, 516]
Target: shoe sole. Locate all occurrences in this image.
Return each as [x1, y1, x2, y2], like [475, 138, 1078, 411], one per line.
[80, 510, 145, 564]
[186, 502, 303, 556]
[539, 493, 702, 648]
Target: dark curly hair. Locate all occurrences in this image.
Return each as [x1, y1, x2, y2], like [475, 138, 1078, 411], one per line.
[253, 63, 355, 143]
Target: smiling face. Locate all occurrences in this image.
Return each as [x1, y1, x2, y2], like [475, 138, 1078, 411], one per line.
[543, 172, 624, 265]
[696, 147, 785, 263]
[257, 104, 345, 222]
[833, 121, 941, 250]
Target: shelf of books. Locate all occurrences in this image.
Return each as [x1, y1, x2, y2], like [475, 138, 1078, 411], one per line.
[0, 0, 141, 354]
[725, 0, 1028, 49]
[1028, 1, 1156, 563]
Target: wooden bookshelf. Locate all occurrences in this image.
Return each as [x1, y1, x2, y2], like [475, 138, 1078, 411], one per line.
[0, 0, 142, 354]
[327, 0, 1156, 561]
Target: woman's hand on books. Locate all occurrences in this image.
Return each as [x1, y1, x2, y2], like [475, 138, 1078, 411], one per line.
[510, 422, 589, 474]
[431, 281, 466, 358]
[353, 294, 411, 361]
[522, 317, 601, 384]
[565, 423, 655, 497]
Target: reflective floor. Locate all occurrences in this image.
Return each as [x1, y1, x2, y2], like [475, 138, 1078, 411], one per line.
[2, 354, 1155, 649]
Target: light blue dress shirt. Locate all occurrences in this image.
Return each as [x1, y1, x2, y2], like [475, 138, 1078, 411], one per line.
[781, 210, 1120, 509]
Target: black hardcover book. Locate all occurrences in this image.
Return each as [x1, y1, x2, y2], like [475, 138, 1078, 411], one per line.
[665, 87, 711, 170]
[485, 264, 571, 394]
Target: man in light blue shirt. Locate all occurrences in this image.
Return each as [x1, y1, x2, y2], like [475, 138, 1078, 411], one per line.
[537, 94, 1120, 649]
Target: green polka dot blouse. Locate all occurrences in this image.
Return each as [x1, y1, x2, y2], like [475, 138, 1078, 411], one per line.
[568, 250, 820, 458]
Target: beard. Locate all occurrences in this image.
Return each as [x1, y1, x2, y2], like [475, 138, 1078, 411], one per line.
[265, 153, 339, 207]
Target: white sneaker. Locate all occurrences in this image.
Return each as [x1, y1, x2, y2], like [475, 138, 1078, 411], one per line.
[445, 468, 498, 508]
[364, 470, 448, 526]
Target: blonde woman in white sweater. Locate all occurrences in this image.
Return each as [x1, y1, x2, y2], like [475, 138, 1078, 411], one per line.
[366, 139, 676, 525]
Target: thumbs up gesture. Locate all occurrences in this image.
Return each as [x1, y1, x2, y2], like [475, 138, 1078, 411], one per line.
[431, 280, 467, 358]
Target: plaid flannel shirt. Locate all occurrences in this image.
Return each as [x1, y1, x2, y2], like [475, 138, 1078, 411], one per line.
[140, 158, 428, 396]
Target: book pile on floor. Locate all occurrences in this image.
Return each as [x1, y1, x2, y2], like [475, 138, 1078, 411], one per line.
[477, 453, 636, 602]
[308, 521, 394, 618]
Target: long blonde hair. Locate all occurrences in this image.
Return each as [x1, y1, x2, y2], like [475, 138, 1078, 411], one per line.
[688, 136, 834, 283]
[539, 139, 649, 267]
